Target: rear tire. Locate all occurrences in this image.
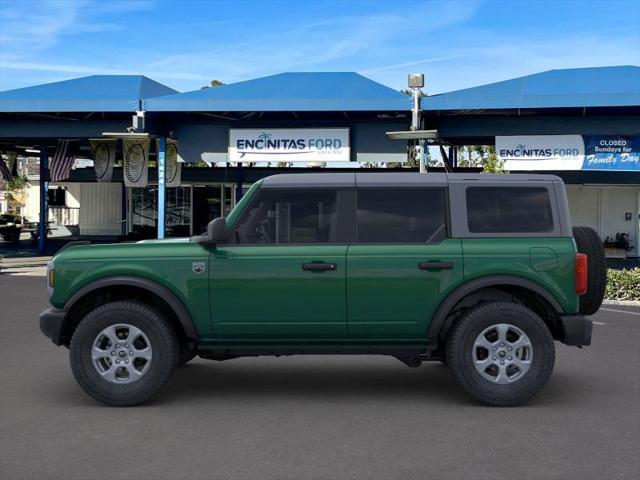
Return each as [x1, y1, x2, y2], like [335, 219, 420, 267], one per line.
[70, 301, 179, 407]
[573, 226, 607, 315]
[446, 302, 555, 407]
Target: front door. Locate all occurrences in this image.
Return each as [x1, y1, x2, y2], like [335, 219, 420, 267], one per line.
[347, 187, 463, 340]
[210, 188, 348, 340]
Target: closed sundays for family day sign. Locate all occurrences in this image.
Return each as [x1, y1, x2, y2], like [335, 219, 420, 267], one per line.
[229, 128, 350, 162]
[582, 136, 640, 171]
[497, 135, 640, 171]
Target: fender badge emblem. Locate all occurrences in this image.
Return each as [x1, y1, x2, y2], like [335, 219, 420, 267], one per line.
[192, 262, 206, 274]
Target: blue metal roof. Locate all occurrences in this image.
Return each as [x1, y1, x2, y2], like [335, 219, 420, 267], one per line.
[0, 75, 178, 113]
[145, 72, 411, 112]
[422, 66, 640, 111]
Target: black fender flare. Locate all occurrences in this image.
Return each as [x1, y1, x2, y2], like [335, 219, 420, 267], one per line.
[64, 276, 199, 341]
[426, 275, 563, 342]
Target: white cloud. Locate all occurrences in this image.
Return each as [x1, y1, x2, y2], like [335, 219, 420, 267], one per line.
[419, 31, 640, 94]
[0, 0, 483, 90]
[0, 60, 209, 81]
[361, 56, 459, 74]
[0, 0, 153, 57]
[0, 0, 82, 53]
[1, 0, 637, 95]
[135, 1, 484, 90]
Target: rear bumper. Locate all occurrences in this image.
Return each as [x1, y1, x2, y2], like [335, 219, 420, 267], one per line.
[558, 314, 593, 346]
[39, 307, 67, 346]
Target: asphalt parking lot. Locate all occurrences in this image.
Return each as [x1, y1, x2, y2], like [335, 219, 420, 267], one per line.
[1, 273, 638, 480]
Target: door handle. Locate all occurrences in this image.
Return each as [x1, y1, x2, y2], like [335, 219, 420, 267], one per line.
[302, 263, 337, 272]
[418, 261, 453, 270]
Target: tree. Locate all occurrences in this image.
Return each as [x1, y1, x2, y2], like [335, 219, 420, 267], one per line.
[5, 175, 29, 214]
[201, 79, 225, 89]
[481, 147, 507, 174]
[454, 145, 505, 172]
[400, 89, 426, 98]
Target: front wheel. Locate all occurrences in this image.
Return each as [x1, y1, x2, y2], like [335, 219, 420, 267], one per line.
[177, 349, 197, 367]
[70, 301, 179, 406]
[446, 302, 555, 407]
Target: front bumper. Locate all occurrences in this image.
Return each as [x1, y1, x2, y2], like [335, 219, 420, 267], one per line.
[558, 314, 593, 346]
[39, 308, 67, 346]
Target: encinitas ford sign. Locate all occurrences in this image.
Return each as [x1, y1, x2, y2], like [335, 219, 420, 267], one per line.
[229, 128, 350, 162]
[497, 135, 584, 170]
[497, 135, 640, 171]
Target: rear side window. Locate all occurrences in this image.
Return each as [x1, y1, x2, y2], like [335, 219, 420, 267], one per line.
[356, 188, 447, 243]
[466, 187, 553, 233]
[235, 189, 337, 244]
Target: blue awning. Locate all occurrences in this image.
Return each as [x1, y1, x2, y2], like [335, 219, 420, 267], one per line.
[0, 75, 178, 113]
[422, 66, 640, 111]
[145, 72, 411, 112]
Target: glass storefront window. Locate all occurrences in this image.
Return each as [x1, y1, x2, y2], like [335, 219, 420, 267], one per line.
[130, 186, 191, 239]
[193, 185, 222, 235]
[166, 187, 191, 237]
[223, 185, 234, 216]
[128, 183, 239, 239]
[131, 187, 158, 239]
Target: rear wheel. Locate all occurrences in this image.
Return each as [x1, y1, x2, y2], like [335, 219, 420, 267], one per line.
[70, 301, 179, 406]
[573, 226, 607, 315]
[446, 302, 555, 407]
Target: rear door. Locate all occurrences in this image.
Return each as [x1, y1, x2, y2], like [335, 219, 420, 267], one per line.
[210, 187, 349, 340]
[346, 187, 463, 340]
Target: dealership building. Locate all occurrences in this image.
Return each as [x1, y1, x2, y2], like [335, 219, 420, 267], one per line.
[0, 66, 638, 256]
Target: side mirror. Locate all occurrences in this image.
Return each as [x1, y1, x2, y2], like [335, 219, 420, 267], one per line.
[207, 217, 227, 244]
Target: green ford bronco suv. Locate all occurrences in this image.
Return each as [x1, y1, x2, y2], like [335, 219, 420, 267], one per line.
[40, 173, 606, 407]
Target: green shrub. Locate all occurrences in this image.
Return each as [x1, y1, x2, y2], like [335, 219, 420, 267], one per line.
[605, 268, 640, 301]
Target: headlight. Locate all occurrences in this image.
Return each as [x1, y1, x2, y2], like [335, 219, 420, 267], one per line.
[46, 261, 54, 296]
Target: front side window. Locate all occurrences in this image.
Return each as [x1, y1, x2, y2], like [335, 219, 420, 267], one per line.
[235, 189, 337, 244]
[466, 187, 553, 233]
[356, 188, 447, 243]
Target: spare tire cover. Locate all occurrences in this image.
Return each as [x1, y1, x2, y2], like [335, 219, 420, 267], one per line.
[573, 226, 607, 315]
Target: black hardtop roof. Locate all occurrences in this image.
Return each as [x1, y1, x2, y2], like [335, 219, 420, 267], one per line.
[261, 172, 562, 188]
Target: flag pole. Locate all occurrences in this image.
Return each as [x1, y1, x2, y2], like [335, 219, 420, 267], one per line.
[157, 137, 166, 240]
[38, 144, 48, 254]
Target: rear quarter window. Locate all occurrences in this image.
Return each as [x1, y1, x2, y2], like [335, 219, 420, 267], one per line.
[466, 187, 554, 233]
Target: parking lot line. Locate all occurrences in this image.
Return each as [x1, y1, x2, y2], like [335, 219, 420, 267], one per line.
[600, 308, 640, 316]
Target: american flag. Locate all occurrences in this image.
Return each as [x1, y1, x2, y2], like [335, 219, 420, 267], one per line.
[49, 140, 79, 182]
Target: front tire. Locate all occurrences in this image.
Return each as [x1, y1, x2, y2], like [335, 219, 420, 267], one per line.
[70, 301, 179, 407]
[446, 302, 555, 407]
[177, 349, 197, 367]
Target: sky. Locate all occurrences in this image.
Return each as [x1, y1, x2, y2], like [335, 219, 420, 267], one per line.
[0, 0, 639, 94]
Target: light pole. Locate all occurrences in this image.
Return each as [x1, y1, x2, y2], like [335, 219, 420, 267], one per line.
[408, 73, 425, 172]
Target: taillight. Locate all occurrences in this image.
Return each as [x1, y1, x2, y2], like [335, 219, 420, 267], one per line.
[575, 253, 588, 295]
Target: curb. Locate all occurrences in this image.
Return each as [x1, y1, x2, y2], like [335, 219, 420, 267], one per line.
[603, 299, 640, 307]
[0, 261, 49, 266]
[0, 258, 50, 274]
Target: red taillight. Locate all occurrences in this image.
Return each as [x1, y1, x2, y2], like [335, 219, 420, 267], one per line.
[575, 253, 588, 295]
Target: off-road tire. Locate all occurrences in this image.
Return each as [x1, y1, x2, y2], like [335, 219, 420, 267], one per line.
[573, 226, 607, 315]
[446, 302, 555, 407]
[70, 300, 179, 407]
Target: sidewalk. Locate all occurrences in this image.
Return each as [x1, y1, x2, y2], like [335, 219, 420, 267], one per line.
[0, 255, 51, 273]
